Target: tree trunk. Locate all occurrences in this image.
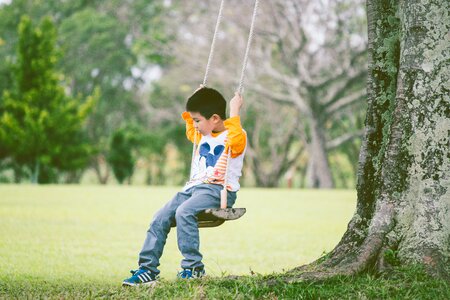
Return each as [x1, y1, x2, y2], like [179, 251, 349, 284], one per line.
[306, 118, 334, 188]
[92, 154, 109, 184]
[64, 170, 83, 184]
[289, 0, 449, 280]
[12, 162, 24, 183]
[30, 160, 40, 184]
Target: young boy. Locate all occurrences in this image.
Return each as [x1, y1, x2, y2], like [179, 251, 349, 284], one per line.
[122, 87, 246, 286]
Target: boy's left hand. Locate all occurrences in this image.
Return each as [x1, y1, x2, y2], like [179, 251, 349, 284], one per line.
[230, 92, 243, 117]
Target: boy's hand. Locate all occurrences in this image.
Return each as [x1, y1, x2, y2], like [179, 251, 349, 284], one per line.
[229, 92, 243, 117]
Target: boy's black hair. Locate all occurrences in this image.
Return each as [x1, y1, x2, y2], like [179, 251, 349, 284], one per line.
[186, 87, 226, 120]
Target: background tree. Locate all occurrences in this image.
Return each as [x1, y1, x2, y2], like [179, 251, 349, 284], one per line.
[0, 0, 172, 184]
[107, 127, 136, 185]
[246, 0, 367, 188]
[243, 102, 304, 187]
[288, 0, 449, 280]
[141, 80, 195, 184]
[153, 0, 367, 188]
[1, 0, 370, 187]
[57, 0, 171, 184]
[0, 16, 96, 183]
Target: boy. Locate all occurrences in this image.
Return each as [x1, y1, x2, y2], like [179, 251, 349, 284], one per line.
[123, 87, 246, 286]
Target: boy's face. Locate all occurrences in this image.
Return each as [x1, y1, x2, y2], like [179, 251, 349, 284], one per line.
[189, 111, 221, 135]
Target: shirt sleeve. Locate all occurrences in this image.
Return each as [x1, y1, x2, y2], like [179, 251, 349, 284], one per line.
[181, 111, 200, 143]
[224, 116, 247, 158]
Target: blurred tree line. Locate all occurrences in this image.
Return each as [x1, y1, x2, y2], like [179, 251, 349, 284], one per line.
[0, 0, 367, 188]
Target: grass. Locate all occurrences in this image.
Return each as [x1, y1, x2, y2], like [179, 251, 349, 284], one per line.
[0, 185, 448, 299]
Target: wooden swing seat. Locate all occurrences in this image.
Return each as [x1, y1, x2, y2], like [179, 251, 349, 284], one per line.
[171, 208, 246, 228]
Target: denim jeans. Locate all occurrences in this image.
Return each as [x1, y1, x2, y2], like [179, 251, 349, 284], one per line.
[138, 183, 237, 274]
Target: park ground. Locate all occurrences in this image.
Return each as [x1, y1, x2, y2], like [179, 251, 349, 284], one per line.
[0, 185, 448, 299]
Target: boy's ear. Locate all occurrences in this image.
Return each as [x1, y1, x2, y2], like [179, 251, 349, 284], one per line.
[210, 114, 222, 122]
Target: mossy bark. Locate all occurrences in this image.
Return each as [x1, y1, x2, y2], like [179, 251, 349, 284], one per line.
[290, 0, 449, 280]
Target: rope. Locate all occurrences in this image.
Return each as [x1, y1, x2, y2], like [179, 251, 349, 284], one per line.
[191, 0, 227, 182]
[202, 0, 226, 87]
[221, 0, 259, 207]
[236, 0, 259, 94]
[189, 0, 259, 209]
[220, 147, 232, 208]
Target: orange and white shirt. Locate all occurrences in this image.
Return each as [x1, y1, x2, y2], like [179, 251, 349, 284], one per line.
[182, 112, 247, 192]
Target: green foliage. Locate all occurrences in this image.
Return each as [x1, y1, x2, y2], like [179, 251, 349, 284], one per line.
[58, 8, 134, 96]
[126, 0, 173, 65]
[384, 249, 401, 267]
[56, 1, 172, 141]
[166, 124, 193, 181]
[107, 128, 135, 184]
[107, 123, 176, 184]
[0, 16, 97, 183]
[145, 82, 196, 182]
[57, 7, 139, 154]
[0, 1, 172, 183]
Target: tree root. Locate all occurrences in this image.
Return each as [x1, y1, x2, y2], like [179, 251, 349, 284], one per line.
[282, 202, 395, 283]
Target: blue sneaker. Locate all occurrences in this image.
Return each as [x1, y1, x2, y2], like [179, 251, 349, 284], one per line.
[122, 268, 159, 286]
[177, 268, 205, 279]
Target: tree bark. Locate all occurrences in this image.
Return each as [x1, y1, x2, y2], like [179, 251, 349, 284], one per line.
[306, 118, 334, 188]
[289, 0, 449, 280]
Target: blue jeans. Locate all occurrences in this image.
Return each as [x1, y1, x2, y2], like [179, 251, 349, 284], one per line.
[138, 184, 237, 274]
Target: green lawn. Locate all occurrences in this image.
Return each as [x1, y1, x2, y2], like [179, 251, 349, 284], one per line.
[2, 185, 447, 299]
[0, 185, 355, 283]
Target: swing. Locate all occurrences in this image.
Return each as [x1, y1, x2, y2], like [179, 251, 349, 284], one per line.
[174, 0, 259, 228]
